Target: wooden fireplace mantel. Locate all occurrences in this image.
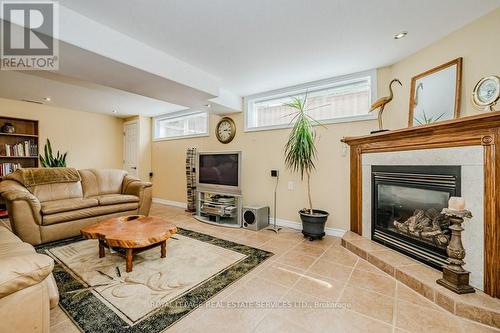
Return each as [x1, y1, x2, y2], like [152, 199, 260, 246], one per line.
[341, 112, 500, 298]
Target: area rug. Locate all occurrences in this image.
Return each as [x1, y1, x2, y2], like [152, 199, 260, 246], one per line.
[36, 228, 273, 333]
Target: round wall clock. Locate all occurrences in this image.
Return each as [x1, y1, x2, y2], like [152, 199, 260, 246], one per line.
[472, 75, 500, 111]
[215, 117, 236, 144]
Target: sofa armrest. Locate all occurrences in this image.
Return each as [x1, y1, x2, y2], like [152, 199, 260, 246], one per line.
[122, 176, 152, 215]
[0, 180, 42, 224]
[122, 176, 152, 196]
[0, 253, 54, 299]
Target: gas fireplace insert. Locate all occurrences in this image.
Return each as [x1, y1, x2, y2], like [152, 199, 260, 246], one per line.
[371, 165, 461, 270]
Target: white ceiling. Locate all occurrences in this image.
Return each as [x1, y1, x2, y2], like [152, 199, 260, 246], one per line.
[0, 14, 233, 117]
[56, 41, 215, 112]
[2, 1, 499, 118]
[60, 0, 500, 96]
[0, 71, 184, 118]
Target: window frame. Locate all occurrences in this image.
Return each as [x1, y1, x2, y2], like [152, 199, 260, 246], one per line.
[153, 110, 209, 141]
[243, 69, 377, 132]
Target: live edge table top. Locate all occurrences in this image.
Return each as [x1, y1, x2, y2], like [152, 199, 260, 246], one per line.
[80, 215, 178, 249]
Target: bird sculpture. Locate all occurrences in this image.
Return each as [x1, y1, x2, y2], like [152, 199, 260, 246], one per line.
[370, 78, 402, 132]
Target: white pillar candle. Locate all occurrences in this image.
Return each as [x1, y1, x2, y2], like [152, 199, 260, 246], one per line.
[449, 197, 465, 210]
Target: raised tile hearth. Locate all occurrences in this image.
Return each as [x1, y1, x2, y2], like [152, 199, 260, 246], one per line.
[342, 231, 500, 329]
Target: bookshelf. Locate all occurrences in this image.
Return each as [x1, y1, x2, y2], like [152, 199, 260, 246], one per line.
[0, 116, 39, 217]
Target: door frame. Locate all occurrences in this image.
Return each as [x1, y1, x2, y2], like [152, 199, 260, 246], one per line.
[123, 119, 140, 178]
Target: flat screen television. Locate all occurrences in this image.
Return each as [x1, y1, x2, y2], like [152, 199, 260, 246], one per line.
[196, 151, 241, 194]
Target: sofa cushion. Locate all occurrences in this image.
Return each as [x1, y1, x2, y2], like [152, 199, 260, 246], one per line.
[0, 242, 35, 258]
[0, 225, 21, 244]
[42, 202, 139, 225]
[79, 169, 127, 196]
[92, 194, 139, 206]
[41, 198, 99, 215]
[0, 253, 54, 298]
[79, 169, 99, 198]
[30, 182, 84, 203]
[93, 169, 127, 195]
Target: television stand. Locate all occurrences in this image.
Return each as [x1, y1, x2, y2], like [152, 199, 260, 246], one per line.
[194, 190, 242, 228]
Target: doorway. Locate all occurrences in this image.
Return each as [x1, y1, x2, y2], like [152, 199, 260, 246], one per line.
[123, 120, 139, 177]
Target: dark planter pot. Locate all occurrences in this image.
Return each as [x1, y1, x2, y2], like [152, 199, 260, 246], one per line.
[299, 209, 329, 241]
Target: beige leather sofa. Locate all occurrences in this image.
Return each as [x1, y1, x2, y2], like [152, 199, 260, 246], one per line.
[0, 225, 58, 333]
[0, 168, 152, 245]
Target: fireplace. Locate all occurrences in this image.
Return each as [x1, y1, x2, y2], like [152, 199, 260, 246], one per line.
[372, 165, 461, 270]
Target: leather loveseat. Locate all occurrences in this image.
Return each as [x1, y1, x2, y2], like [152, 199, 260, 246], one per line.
[0, 168, 152, 245]
[0, 225, 58, 333]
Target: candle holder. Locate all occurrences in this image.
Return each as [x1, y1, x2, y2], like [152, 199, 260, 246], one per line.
[436, 208, 475, 294]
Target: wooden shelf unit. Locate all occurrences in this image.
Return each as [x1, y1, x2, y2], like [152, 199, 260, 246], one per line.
[0, 116, 39, 213]
[0, 132, 38, 138]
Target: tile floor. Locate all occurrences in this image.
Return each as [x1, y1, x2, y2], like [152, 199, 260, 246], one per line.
[50, 204, 499, 333]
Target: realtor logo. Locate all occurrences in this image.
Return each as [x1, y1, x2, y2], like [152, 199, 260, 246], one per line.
[1, 1, 59, 70]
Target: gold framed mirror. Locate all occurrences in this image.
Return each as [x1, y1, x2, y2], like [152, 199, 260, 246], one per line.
[408, 58, 462, 127]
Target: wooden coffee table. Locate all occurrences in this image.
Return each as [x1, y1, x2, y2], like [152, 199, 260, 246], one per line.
[81, 215, 177, 272]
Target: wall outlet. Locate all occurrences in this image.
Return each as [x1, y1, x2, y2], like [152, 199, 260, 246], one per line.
[288, 181, 294, 190]
[271, 169, 279, 177]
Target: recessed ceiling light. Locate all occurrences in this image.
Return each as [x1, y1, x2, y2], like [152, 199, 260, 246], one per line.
[112, 110, 117, 114]
[205, 103, 212, 108]
[394, 31, 408, 40]
[44, 97, 51, 102]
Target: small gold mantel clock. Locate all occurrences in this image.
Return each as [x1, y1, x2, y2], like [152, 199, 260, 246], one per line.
[215, 117, 236, 144]
[472, 75, 500, 111]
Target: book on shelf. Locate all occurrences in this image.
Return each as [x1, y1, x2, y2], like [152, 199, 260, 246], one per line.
[2, 140, 37, 157]
[0, 163, 21, 177]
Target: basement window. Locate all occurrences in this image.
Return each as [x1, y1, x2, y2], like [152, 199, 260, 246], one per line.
[153, 111, 208, 140]
[244, 70, 377, 131]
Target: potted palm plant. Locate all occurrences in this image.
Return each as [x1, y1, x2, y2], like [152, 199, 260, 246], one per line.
[284, 94, 329, 241]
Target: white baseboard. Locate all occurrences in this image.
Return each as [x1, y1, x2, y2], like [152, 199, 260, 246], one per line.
[152, 199, 346, 237]
[152, 198, 187, 209]
[273, 218, 346, 237]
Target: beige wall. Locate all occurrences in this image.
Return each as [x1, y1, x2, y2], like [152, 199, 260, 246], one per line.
[152, 113, 375, 231]
[0, 98, 123, 169]
[380, 8, 500, 130]
[152, 8, 500, 231]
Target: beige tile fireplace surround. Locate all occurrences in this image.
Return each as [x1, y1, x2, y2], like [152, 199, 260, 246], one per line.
[361, 146, 484, 290]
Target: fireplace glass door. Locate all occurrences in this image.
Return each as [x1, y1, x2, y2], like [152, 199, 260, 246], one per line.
[372, 166, 461, 269]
